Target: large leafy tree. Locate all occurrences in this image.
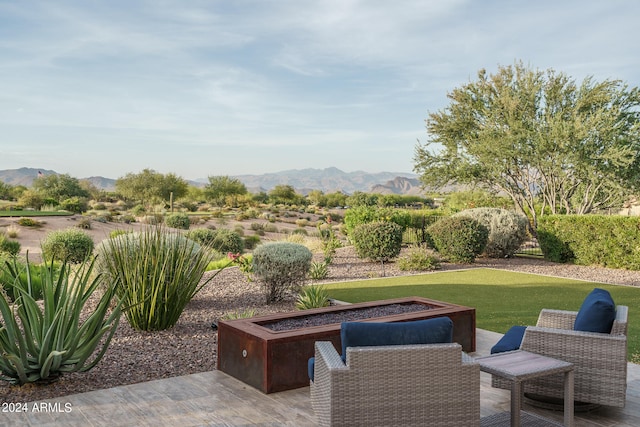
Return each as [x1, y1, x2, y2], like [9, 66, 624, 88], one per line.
[204, 175, 248, 207]
[414, 62, 640, 229]
[116, 169, 188, 207]
[32, 173, 89, 202]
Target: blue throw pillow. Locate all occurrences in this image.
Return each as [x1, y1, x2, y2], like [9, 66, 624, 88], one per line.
[574, 288, 616, 333]
[490, 325, 526, 354]
[340, 316, 453, 358]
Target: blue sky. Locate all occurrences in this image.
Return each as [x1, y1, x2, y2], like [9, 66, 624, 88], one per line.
[1, 1, 639, 181]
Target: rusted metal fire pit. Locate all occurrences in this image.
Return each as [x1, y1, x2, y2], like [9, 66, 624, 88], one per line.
[217, 296, 476, 393]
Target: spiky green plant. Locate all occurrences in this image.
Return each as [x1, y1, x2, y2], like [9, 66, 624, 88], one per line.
[296, 285, 330, 310]
[308, 261, 329, 280]
[0, 256, 121, 385]
[96, 225, 227, 331]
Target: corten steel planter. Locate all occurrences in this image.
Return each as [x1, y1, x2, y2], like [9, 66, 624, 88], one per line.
[217, 296, 476, 393]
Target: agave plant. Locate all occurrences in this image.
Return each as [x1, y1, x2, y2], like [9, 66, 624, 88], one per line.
[295, 285, 330, 310]
[0, 256, 121, 385]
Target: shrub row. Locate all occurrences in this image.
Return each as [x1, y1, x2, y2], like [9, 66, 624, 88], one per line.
[538, 215, 640, 270]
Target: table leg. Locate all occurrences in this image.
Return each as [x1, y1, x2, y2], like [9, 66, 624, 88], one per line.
[564, 370, 574, 427]
[511, 380, 522, 427]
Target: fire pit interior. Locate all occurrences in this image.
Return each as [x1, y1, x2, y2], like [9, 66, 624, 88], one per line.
[217, 296, 476, 393]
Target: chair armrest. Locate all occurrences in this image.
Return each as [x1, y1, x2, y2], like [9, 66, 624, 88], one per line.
[536, 309, 577, 329]
[521, 326, 627, 371]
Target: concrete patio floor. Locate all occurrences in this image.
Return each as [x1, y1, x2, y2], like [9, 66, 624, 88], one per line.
[3, 329, 639, 426]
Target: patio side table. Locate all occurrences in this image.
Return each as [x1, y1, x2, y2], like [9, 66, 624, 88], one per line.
[477, 350, 574, 427]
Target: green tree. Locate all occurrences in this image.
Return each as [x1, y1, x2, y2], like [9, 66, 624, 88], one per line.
[0, 182, 13, 200]
[268, 185, 301, 205]
[32, 173, 89, 203]
[414, 62, 640, 230]
[115, 169, 188, 208]
[204, 176, 248, 208]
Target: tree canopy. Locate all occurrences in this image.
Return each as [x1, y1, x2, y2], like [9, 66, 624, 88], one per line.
[203, 176, 248, 207]
[32, 173, 89, 202]
[414, 62, 640, 229]
[115, 169, 188, 206]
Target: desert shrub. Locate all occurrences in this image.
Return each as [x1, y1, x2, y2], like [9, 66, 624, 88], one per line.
[6, 225, 19, 238]
[296, 285, 330, 310]
[292, 228, 308, 235]
[96, 226, 221, 331]
[233, 225, 245, 236]
[252, 242, 313, 303]
[118, 214, 136, 224]
[59, 197, 89, 213]
[0, 257, 121, 385]
[131, 204, 146, 216]
[41, 228, 94, 263]
[244, 235, 261, 250]
[397, 245, 441, 271]
[165, 213, 191, 230]
[76, 217, 92, 229]
[93, 203, 107, 210]
[250, 222, 264, 231]
[308, 261, 329, 280]
[351, 221, 403, 263]
[140, 214, 163, 225]
[428, 217, 488, 263]
[185, 228, 218, 246]
[222, 309, 256, 320]
[211, 228, 244, 254]
[17, 218, 41, 227]
[263, 223, 278, 233]
[453, 208, 528, 258]
[295, 218, 309, 228]
[0, 234, 20, 257]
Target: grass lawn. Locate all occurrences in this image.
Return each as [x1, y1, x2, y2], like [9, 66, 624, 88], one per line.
[0, 210, 72, 217]
[322, 268, 640, 362]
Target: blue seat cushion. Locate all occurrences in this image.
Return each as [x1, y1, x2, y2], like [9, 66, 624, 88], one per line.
[574, 288, 616, 333]
[490, 325, 526, 354]
[308, 316, 453, 381]
[340, 316, 453, 359]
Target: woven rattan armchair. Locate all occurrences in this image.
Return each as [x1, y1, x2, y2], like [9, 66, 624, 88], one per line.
[493, 305, 628, 407]
[310, 341, 480, 427]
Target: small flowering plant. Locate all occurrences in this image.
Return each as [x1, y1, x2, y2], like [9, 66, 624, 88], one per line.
[228, 252, 253, 282]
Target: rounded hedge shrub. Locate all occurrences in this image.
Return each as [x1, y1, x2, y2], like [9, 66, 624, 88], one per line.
[351, 221, 403, 262]
[397, 245, 441, 271]
[41, 228, 94, 263]
[252, 242, 313, 303]
[211, 228, 244, 254]
[185, 228, 217, 246]
[428, 217, 488, 263]
[165, 213, 191, 230]
[453, 208, 528, 258]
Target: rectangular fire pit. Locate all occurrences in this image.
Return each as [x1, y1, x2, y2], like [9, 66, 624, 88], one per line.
[217, 296, 475, 393]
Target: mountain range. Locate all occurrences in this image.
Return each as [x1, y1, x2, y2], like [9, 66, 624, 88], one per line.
[0, 167, 425, 195]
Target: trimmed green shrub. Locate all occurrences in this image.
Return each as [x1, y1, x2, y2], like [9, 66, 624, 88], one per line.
[428, 217, 488, 263]
[96, 226, 221, 331]
[397, 245, 441, 271]
[17, 218, 41, 227]
[296, 285, 330, 310]
[453, 208, 528, 258]
[351, 221, 403, 263]
[0, 257, 121, 385]
[244, 235, 261, 250]
[211, 228, 244, 254]
[41, 228, 94, 263]
[59, 197, 89, 213]
[537, 215, 640, 269]
[252, 242, 313, 303]
[165, 213, 191, 230]
[344, 206, 411, 238]
[185, 228, 217, 246]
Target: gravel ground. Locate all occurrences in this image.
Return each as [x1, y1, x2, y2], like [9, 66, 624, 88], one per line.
[1, 246, 639, 403]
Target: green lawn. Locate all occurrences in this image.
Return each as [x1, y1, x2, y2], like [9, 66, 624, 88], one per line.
[322, 268, 640, 361]
[0, 210, 72, 217]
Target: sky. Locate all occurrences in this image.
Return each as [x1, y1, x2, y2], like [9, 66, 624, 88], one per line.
[1, 1, 639, 181]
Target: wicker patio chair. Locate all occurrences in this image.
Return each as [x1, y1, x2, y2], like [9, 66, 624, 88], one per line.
[493, 305, 628, 408]
[310, 341, 480, 427]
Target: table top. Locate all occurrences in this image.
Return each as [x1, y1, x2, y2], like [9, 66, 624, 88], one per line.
[475, 350, 573, 382]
